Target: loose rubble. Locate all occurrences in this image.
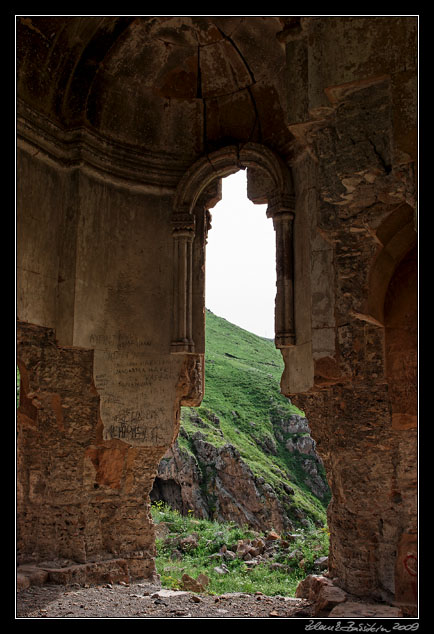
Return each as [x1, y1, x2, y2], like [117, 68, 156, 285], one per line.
[16, 579, 314, 619]
[16, 567, 405, 619]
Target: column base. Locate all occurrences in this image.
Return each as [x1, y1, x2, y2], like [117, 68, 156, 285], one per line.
[171, 340, 195, 353]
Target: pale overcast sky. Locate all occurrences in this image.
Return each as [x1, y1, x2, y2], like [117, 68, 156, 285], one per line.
[205, 170, 276, 339]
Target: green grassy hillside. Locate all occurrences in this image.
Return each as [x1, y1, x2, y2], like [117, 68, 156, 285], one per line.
[180, 309, 330, 527]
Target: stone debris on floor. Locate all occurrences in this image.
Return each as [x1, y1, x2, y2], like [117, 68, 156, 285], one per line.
[16, 571, 407, 619]
[16, 580, 314, 619]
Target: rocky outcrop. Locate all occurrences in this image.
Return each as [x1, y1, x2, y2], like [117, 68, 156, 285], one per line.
[274, 414, 330, 500]
[153, 431, 295, 533]
[152, 413, 330, 532]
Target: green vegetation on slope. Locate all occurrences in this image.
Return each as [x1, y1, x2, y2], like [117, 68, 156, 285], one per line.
[180, 309, 330, 528]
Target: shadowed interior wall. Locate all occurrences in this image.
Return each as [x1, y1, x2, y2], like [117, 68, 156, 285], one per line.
[384, 248, 418, 612]
[384, 248, 417, 431]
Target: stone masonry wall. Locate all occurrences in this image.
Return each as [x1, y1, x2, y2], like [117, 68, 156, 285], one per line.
[16, 17, 417, 607]
[284, 75, 417, 610]
[17, 321, 164, 583]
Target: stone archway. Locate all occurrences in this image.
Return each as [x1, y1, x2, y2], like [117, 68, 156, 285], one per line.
[170, 143, 297, 357]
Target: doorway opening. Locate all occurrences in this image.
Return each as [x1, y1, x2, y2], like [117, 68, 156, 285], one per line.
[150, 166, 330, 595]
[153, 167, 330, 525]
[205, 170, 275, 340]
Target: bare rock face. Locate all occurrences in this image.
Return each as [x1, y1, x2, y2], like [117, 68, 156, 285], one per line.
[153, 433, 294, 533]
[285, 435, 316, 456]
[17, 321, 162, 584]
[152, 408, 332, 531]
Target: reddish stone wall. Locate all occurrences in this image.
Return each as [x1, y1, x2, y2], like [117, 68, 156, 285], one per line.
[17, 321, 162, 584]
[291, 242, 417, 611]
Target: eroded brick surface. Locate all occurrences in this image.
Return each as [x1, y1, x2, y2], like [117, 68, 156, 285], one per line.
[17, 321, 161, 583]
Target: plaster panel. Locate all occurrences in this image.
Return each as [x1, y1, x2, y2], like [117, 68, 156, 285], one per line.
[311, 248, 335, 331]
[94, 349, 185, 447]
[72, 172, 188, 448]
[280, 341, 314, 394]
[73, 173, 173, 347]
[17, 147, 72, 329]
[312, 328, 336, 360]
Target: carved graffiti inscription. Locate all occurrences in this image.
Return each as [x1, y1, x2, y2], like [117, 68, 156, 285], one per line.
[90, 333, 183, 446]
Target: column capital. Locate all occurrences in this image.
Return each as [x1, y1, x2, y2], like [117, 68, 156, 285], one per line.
[275, 332, 296, 348]
[266, 194, 296, 219]
[172, 213, 196, 236]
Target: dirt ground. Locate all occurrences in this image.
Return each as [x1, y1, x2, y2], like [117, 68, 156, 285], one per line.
[16, 580, 315, 619]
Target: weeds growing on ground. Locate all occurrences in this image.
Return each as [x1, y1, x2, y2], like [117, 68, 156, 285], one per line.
[151, 501, 329, 597]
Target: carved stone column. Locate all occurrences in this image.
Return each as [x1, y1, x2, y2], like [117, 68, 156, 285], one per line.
[171, 213, 195, 353]
[268, 204, 296, 348]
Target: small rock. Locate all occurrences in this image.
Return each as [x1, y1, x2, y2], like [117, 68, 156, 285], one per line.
[154, 522, 170, 539]
[213, 564, 229, 575]
[181, 573, 208, 592]
[17, 574, 30, 591]
[178, 533, 199, 552]
[266, 530, 281, 541]
[196, 573, 210, 587]
[270, 562, 287, 570]
[314, 556, 329, 570]
[244, 558, 261, 567]
[190, 594, 203, 603]
[252, 537, 265, 551]
[153, 589, 190, 598]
